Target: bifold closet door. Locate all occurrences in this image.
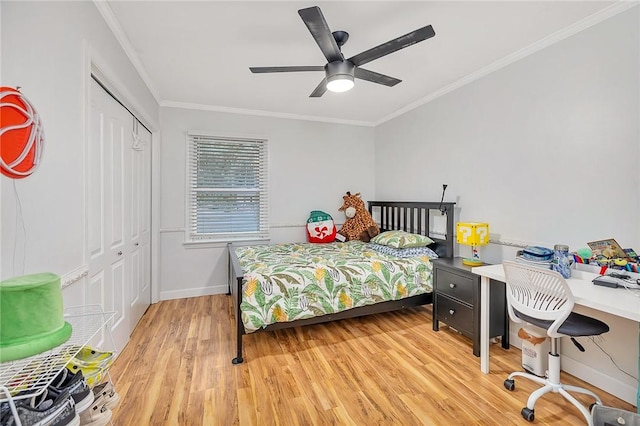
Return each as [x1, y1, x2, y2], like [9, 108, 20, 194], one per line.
[129, 123, 151, 329]
[87, 78, 151, 351]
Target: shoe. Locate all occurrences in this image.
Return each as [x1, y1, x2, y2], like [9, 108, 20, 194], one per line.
[70, 347, 114, 370]
[49, 368, 94, 413]
[91, 381, 120, 410]
[0, 388, 48, 419]
[0, 388, 80, 426]
[65, 364, 104, 389]
[79, 381, 118, 426]
[79, 403, 112, 426]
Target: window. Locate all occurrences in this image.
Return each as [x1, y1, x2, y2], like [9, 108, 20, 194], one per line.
[186, 133, 269, 242]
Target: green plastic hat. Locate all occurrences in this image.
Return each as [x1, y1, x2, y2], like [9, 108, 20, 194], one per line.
[0, 273, 72, 362]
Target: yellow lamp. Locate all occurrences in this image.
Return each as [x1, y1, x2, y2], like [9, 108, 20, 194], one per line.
[456, 222, 490, 266]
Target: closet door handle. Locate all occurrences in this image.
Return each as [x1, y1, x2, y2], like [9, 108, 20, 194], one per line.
[134, 243, 139, 246]
[117, 251, 123, 256]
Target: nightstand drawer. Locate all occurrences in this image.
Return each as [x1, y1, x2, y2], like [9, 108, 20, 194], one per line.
[435, 294, 473, 335]
[432, 258, 509, 357]
[435, 269, 474, 305]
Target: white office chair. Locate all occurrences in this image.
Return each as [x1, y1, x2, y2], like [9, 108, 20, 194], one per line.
[502, 260, 610, 425]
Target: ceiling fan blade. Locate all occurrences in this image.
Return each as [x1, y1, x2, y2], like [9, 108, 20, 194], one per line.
[298, 6, 343, 63]
[348, 25, 435, 67]
[309, 78, 328, 97]
[354, 68, 401, 87]
[250, 66, 325, 73]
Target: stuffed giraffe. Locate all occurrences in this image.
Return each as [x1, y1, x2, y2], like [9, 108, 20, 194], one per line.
[337, 192, 380, 242]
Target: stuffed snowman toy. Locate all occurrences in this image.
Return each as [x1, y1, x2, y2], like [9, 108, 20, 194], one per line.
[306, 211, 336, 243]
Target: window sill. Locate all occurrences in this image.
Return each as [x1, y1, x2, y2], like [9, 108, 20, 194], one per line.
[183, 237, 270, 249]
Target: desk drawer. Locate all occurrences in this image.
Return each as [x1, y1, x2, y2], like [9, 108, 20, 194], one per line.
[435, 269, 474, 305]
[436, 294, 473, 335]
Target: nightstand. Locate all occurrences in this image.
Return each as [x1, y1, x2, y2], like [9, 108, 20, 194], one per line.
[432, 257, 509, 356]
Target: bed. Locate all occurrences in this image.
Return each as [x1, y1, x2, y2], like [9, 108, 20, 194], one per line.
[227, 200, 456, 364]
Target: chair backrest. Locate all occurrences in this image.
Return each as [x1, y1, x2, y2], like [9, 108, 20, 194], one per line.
[502, 260, 575, 338]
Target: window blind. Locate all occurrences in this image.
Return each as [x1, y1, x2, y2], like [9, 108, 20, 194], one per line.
[187, 134, 269, 242]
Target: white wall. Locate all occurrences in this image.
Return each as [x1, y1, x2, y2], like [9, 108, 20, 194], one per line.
[375, 7, 640, 405]
[0, 2, 159, 308]
[158, 107, 375, 299]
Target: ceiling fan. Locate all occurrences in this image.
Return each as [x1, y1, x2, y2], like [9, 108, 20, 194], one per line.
[249, 6, 435, 97]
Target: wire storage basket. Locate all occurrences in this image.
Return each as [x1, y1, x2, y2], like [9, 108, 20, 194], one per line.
[0, 305, 116, 425]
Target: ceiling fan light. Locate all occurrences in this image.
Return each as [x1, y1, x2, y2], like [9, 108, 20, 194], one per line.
[326, 74, 354, 93]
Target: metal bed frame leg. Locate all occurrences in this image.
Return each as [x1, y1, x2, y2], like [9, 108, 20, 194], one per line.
[232, 276, 244, 364]
[232, 336, 244, 364]
[232, 304, 244, 364]
[226, 248, 232, 296]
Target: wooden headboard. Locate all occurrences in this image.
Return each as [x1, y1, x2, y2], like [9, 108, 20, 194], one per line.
[368, 201, 456, 258]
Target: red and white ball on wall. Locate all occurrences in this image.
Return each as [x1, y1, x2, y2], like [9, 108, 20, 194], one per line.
[0, 87, 45, 179]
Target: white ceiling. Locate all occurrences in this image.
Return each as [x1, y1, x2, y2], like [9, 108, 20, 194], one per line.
[104, 1, 621, 125]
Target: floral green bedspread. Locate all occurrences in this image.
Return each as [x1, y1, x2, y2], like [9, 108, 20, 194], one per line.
[235, 241, 434, 333]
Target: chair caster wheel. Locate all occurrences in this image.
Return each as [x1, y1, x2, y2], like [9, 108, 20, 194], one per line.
[504, 379, 515, 391]
[521, 407, 535, 422]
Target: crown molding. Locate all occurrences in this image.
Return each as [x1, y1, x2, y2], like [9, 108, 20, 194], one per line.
[375, 1, 639, 126]
[94, 0, 371, 126]
[93, 0, 162, 104]
[160, 100, 375, 127]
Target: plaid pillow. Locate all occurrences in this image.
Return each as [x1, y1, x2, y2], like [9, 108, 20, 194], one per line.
[368, 243, 439, 259]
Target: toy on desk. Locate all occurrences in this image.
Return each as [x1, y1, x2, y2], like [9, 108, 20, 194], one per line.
[572, 247, 597, 267]
[601, 245, 618, 259]
[572, 245, 640, 275]
[587, 239, 627, 259]
[614, 258, 627, 267]
[622, 248, 639, 272]
[576, 247, 592, 262]
[624, 248, 639, 262]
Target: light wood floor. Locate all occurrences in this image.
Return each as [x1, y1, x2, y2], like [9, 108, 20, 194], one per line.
[109, 295, 634, 425]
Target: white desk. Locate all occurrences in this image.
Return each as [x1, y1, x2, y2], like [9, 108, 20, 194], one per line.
[472, 264, 640, 374]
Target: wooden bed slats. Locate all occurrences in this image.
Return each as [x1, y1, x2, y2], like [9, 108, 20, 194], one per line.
[368, 201, 455, 258]
[375, 205, 425, 233]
